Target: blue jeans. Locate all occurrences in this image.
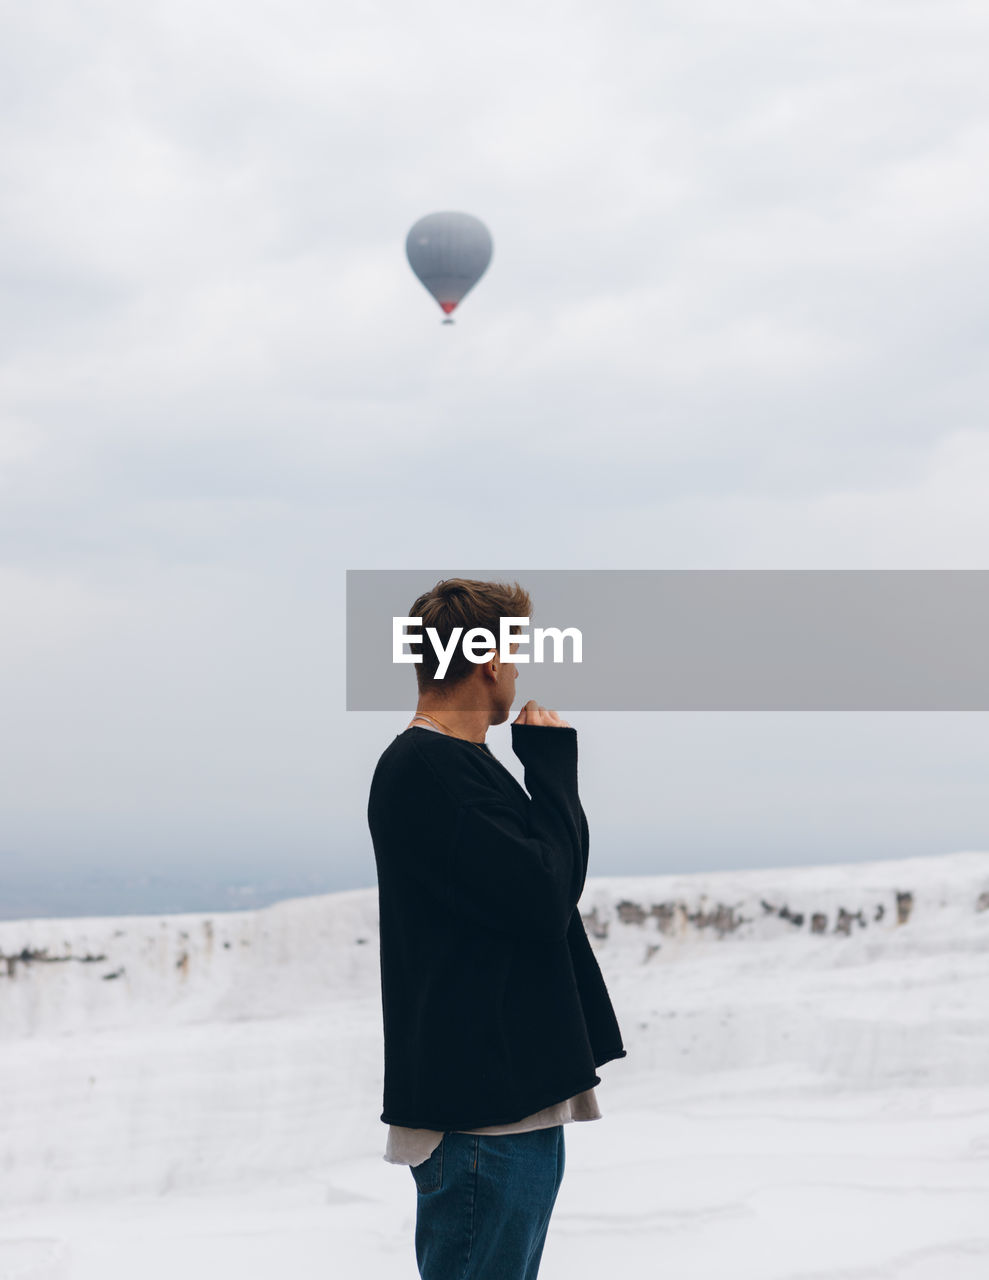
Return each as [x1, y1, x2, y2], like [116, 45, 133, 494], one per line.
[410, 1126, 566, 1279]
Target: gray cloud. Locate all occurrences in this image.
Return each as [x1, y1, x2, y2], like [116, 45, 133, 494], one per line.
[1, 0, 987, 912]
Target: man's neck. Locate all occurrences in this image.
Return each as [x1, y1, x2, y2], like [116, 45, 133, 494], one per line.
[411, 703, 490, 744]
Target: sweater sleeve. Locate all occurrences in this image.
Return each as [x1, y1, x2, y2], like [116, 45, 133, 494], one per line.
[414, 725, 586, 942]
[513, 723, 592, 898]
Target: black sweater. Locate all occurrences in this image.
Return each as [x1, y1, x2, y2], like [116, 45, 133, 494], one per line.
[367, 722, 626, 1131]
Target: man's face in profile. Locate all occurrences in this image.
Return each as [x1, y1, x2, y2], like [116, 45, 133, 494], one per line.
[490, 642, 520, 726]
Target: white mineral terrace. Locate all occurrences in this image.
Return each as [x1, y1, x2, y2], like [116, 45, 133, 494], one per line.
[1, 849, 988, 1279]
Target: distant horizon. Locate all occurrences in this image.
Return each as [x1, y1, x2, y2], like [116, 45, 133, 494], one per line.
[2, 842, 985, 925]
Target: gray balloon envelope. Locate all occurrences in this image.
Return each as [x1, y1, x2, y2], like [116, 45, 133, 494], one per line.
[405, 211, 493, 319]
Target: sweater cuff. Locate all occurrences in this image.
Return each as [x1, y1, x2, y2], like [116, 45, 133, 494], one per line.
[510, 721, 578, 758]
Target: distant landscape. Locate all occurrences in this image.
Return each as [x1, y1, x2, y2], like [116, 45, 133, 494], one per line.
[0, 860, 371, 923]
[2, 849, 987, 1278]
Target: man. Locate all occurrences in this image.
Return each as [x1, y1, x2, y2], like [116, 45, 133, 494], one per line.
[367, 577, 625, 1279]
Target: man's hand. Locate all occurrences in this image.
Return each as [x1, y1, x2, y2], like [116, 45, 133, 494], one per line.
[514, 700, 572, 728]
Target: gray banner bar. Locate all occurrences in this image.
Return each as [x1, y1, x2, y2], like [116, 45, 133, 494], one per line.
[346, 570, 989, 711]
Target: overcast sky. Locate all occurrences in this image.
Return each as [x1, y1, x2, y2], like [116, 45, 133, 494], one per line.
[2, 0, 988, 917]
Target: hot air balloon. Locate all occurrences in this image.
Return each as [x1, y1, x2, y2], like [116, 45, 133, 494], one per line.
[405, 211, 493, 324]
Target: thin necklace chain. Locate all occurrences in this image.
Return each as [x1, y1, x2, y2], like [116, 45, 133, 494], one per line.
[410, 712, 487, 749]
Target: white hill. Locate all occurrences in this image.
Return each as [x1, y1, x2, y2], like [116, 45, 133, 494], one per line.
[1, 849, 988, 1279]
